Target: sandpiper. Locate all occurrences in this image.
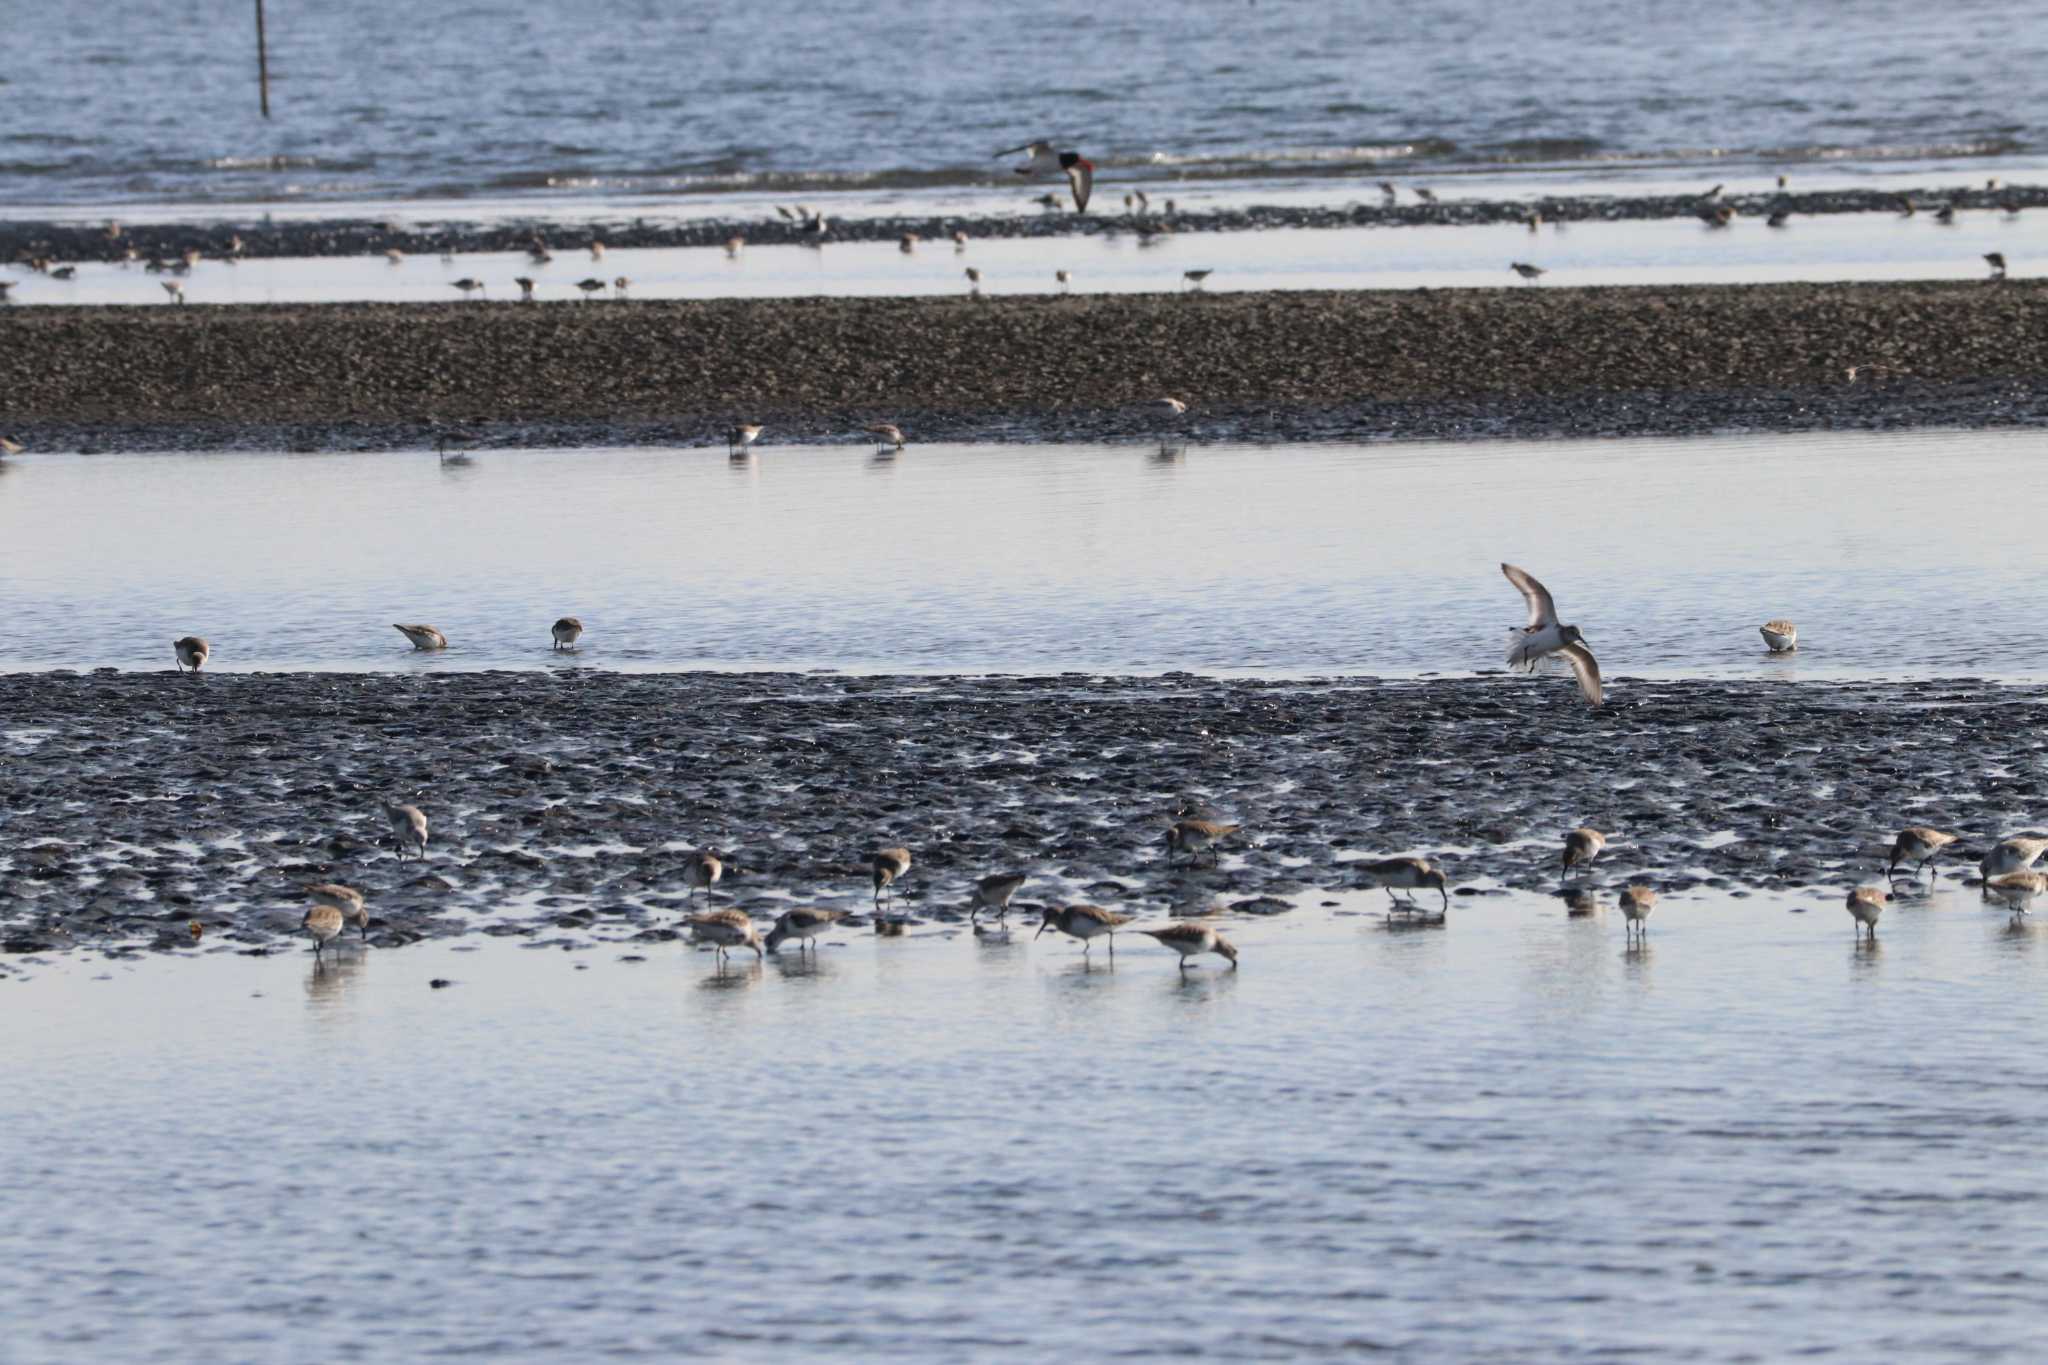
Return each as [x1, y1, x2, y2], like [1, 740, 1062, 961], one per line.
[302, 904, 345, 958]
[1563, 827, 1606, 879]
[686, 909, 763, 962]
[450, 278, 485, 298]
[1701, 183, 1724, 201]
[514, 276, 536, 300]
[727, 423, 764, 456]
[1157, 396, 1188, 416]
[1510, 262, 1546, 282]
[0, 281, 14, 301]
[964, 266, 983, 294]
[1501, 563, 1601, 705]
[574, 277, 606, 300]
[387, 803, 429, 861]
[393, 623, 448, 650]
[434, 431, 479, 463]
[551, 616, 583, 650]
[1036, 904, 1133, 956]
[49, 265, 76, 280]
[1617, 885, 1657, 941]
[1984, 871, 2048, 914]
[1358, 856, 1449, 913]
[972, 872, 1028, 924]
[865, 423, 906, 450]
[682, 849, 723, 899]
[161, 280, 184, 304]
[1378, 180, 1398, 202]
[1767, 209, 1791, 228]
[1134, 190, 1151, 212]
[1887, 827, 1957, 880]
[1414, 186, 1437, 204]
[898, 232, 919, 253]
[1980, 837, 2048, 879]
[1934, 204, 1956, 224]
[1138, 921, 1238, 970]
[528, 239, 552, 263]
[1166, 818, 1241, 866]
[951, 229, 968, 251]
[725, 235, 745, 258]
[1845, 886, 1887, 940]
[1985, 252, 2008, 279]
[306, 882, 369, 942]
[1522, 209, 1542, 231]
[1182, 269, 1213, 290]
[1055, 268, 1072, 291]
[589, 241, 607, 260]
[994, 140, 1095, 213]
[871, 847, 913, 906]
[798, 212, 829, 244]
[1760, 619, 1797, 652]
[764, 907, 849, 955]
[384, 247, 405, 264]
[173, 636, 210, 673]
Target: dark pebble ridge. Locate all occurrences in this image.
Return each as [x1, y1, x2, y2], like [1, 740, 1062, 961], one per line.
[0, 671, 2035, 966]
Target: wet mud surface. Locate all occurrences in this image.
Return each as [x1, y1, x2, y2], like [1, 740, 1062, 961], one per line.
[4, 284, 2046, 451]
[2, 671, 2036, 968]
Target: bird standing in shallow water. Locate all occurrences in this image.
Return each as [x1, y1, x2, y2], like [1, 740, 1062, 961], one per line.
[387, 803, 429, 861]
[1760, 620, 1797, 652]
[1980, 837, 2048, 880]
[173, 636, 210, 673]
[1510, 262, 1546, 282]
[682, 849, 723, 900]
[765, 908, 849, 955]
[1138, 922, 1238, 970]
[1846, 886, 1886, 940]
[450, 278, 484, 298]
[972, 872, 1027, 924]
[305, 882, 369, 945]
[1887, 827, 1956, 881]
[1036, 905, 1133, 956]
[1182, 269, 1213, 291]
[727, 424, 763, 457]
[393, 623, 448, 651]
[1618, 886, 1656, 942]
[1501, 563, 1601, 706]
[1359, 856, 1449, 913]
[1985, 252, 2008, 279]
[1563, 828, 1605, 880]
[551, 616, 583, 650]
[865, 423, 905, 451]
[687, 909, 763, 962]
[1984, 872, 2048, 916]
[1166, 818, 1240, 866]
[871, 847, 912, 907]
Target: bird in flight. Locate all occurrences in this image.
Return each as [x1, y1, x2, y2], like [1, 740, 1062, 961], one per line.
[1501, 563, 1601, 705]
[994, 140, 1095, 214]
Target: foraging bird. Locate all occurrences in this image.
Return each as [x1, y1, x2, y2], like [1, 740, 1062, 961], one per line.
[724, 236, 744, 258]
[1760, 619, 1797, 652]
[1985, 252, 2008, 278]
[1563, 828, 1606, 879]
[1165, 818, 1240, 866]
[1767, 209, 1791, 228]
[1887, 827, 1956, 881]
[951, 229, 968, 251]
[994, 140, 1095, 213]
[686, 909, 763, 962]
[871, 847, 913, 906]
[392, 623, 448, 650]
[682, 849, 723, 899]
[551, 616, 583, 650]
[574, 277, 606, 299]
[527, 239, 553, 263]
[865, 423, 905, 450]
[1980, 837, 2048, 880]
[1618, 885, 1657, 941]
[1510, 262, 1546, 281]
[1036, 904, 1133, 956]
[1182, 269, 1213, 290]
[898, 233, 919, 253]
[161, 281, 184, 304]
[384, 247, 405, 264]
[1378, 180, 1397, 201]
[1358, 856, 1450, 913]
[305, 882, 369, 943]
[972, 872, 1028, 924]
[1984, 871, 2048, 914]
[1055, 268, 1072, 291]
[589, 241, 606, 260]
[514, 276, 536, 300]
[1845, 886, 1886, 941]
[387, 803, 429, 861]
[1934, 204, 1956, 224]
[1501, 563, 1601, 705]
[302, 904, 345, 958]
[965, 266, 983, 293]
[612, 276, 629, 296]
[727, 423, 763, 456]
[0, 435, 21, 454]
[1156, 396, 1188, 416]
[1701, 183, 1724, 201]
[1138, 922, 1238, 971]
[764, 908, 849, 955]
[49, 266, 75, 280]
[173, 636, 210, 673]
[450, 278, 485, 297]
[1413, 186, 1437, 204]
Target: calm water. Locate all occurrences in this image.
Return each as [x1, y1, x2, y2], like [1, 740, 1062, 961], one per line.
[10, 882, 2048, 1360]
[1, 0, 2039, 211]
[2, 430, 2044, 678]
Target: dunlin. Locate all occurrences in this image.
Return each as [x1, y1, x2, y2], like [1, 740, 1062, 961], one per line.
[450, 278, 485, 298]
[435, 431, 479, 463]
[994, 140, 1095, 213]
[1378, 180, 1397, 202]
[387, 803, 429, 861]
[965, 266, 983, 294]
[161, 280, 184, 304]
[1985, 252, 2008, 279]
[393, 623, 448, 651]
[1157, 396, 1188, 416]
[0, 436, 22, 454]
[1984, 871, 2048, 915]
[1845, 886, 1886, 940]
[1182, 269, 1213, 290]
[173, 636, 210, 673]
[727, 423, 764, 456]
[1767, 209, 1791, 228]
[871, 847, 913, 906]
[1414, 187, 1437, 204]
[1887, 827, 1956, 880]
[952, 229, 969, 251]
[865, 423, 906, 450]
[683, 849, 723, 899]
[302, 904, 345, 958]
[725, 236, 745, 258]
[0, 282, 14, 301]
[574, 277, 606, 300]
[686, 909, 763, 962]
[1760, 619, 1797, 652]
[1358, 856, 1449, 913]
[1617, 885, 1657, 941]
[551, 616, 583, 650]
[1501, 563, 1601, 705]
[1166, 818, 1240, 867]
[1510, 262, 1546, 281]
[528, 239, 553, 263]
[589, 241, 607, 260]
[1563, 827, 1606, 879]
[972, 872, 1028, 924]
[49, 266, 76, 280]
[1980, 837, 2048, 879]
[612, 276, 629, 296]
[1055, 268, 1072, 291]
[384, 247, 405, 264]
[1138, 921, 1238, 970]
[899, 232, 919, 253]
[764, 907, 849, 955]
[514, 275, 536, 300]
[1934, 204, 1956, 224]
[1036, 904, 1132, 956]
[306, 882, 369, 942]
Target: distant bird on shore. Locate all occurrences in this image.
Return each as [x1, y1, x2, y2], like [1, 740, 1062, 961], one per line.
[1887, 827, 1956, 881]
[727, 423, 763, 456]
[1134, 189, 1151, 213]
[683, 849, 724, 899]
[1563, 828, 1606, 880]
[898, 232, 919, 253]
[724, 235, 744, 258]
[384, 247, 405, 264]
[865, 423, 906, 450]
[1166, 818, 1240, 866]
[387, 803, 429, 861]
[1413, 186, 1437, 204]
[302, 904, 345, 958]
[393, 623, 448, 651]
[612, 276, 629, 296]
[1896, 196, 1917, 217]
[589, 240, 606, 260]
[434, 430, 479, 462]
[1767, 209, 1791, 228]
[574, 277, 606, 300]
[1618, 885, 1657, 941]
[0, 281, 14, 301]
[1760, 619, 1797, 652]
[514, 275, 536, 300]
[173, 636, 210, 673]
[1501, 563, 1601, 705]
[551, 616, 583, 650]
[951, 229, 968, 251]
[0, 435, 22, 455]
[964, 266, 983, 294]
[1510, 262, 1546, 282]
[1033, 192, 1064, 211]
[1523, 209, 1542, 231]
[161, 281, 184, 304]
[798, 211, 829, 244]
[1844, 364, 1904, 384]
[1846, 886, 1886, 940]
[1985, 872, 2048, 915]
[1934, 204, 1956, 224]
[994, 140, 1095, 213]
[527, 240, 552, 264]
[450, 278, 484, 298]
[1776, 174, 1789, 189]
[1700, 183, 1724, 201]
[687, 909, 763, 963]
[1985, 252, 2008, 279]
[1139, 922, 1238, 971]
[765, 907, 849, 955]
[972, 872, 1027, 925]
[1055, 268, 1072, 291]
[1359, 856, 1450, 913]
[49, 265, 76, 280]
[774, 205, 796, 221]
[1378, 180, 1398, 202]
[1182, 269, 1213, 290]
[871, 847, 913, 907]
[1036, 904, 1132, 956]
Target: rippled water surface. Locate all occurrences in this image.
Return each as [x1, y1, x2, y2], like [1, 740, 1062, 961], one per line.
[10, 882, 2048, 1360]
[3, 429, 2045, 678]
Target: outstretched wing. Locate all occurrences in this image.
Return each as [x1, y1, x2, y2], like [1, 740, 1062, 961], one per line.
[1559, 642, 1603, 706]
[1501, 562, 1558, 629]
[1065, 159, 1094, 214]
[993, 140, 1051, 160]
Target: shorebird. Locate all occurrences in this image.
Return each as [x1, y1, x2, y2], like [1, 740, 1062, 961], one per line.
[1984, 871, 2048, 915]
[898, 232, 919, 253]
[49, 266, 75, 280]
[994, 140, 1095, 213]
[161, 280, 184, 304]
[1846, 886, 1887, 940]
[972, 872, 1027, 924]
[865, 423, 905, 450]
[1896, 195, 1917, 217]
[1358, 856, 1450, 913]
[964, 266, 983, 294]
[1378, 180, 1397, 202]
[1055, 268, 1072, 291]
[871, 847, 912, 907]
[303, 904, 345, 958]
[384, 247, 405, 264]
[1134, 189, 1151, 213]
[1934, 204, 1956, 224]
[393, 623, 448, 650]
[1980, 837, 2048, 879]
[1843, 364, 1902, 384]
[450, 278, 485, 298]
[1701, 183, 1724, 201]
[727, 423, 763, 456]
[1165, 818, 1240, 867]
[687, 909, 763, 962]
[1563, 827, 1606, 880]
[513, 275, 536, 300]
[1413, 186, 1437, 204]
[1510, 262, 1546, 282]
[798, 212, 829, 244]
[306, 882, 369, 943]
[1139, 922, 1238, 971]
[1523, 210, 1542, 231]
[527, 239, 553, 264]
[0, 435, 22, 454]
[1888, 827, 1957, 880]
[589, 241, 606, 260]
[387, 803, 429, 861]
[1501, 563, 1601, 705]
[1760, 619, 1797, 652]
[435, 431, 479, 463]
[1985, 252, 2008, 279]
[181, 248, 202, 269]
[1776, 174, 1789, 189]
[574, 277, 606, 300]
[1767, 209, 1791, 228]
[1034, 192, 1064, 211]
[1036, 904, 1132, 956]
[724, 236, 744, 258]
[1618, 885, 1657, 942]
[764, 908, 849, 955]
[173, 636, 210, 673]
[1182, 269, 1213, 290]
[951, 229, 968, 251]
[612, 276, 629, 296]
[0, 281, 14, 301]
[774, 205, 796, 221]
[682, 849, 724, 899]
[551, 616, 583, 650]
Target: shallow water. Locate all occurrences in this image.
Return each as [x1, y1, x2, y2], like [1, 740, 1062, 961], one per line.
[8, 883, 2048, 1361]
[2, 429, 2044, 678]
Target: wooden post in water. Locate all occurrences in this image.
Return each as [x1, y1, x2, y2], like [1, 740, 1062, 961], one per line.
[255, 0, 271, 118]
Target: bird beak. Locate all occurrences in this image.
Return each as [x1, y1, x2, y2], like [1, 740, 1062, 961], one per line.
[1034, 922, 1049, 939]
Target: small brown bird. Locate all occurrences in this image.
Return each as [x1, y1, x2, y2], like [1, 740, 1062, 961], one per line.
[450, 278, 485, 297]
[952, 228, 968, 251]
[1887, 827, 1957, 880]
[724, 235, 745, 258]
[387, 803, 429, 861]
[1845, 886, 1887, 940]
[686, 908, 763, 962]
[898, 232, 919, 253]
[1984, 871, 2048, 915]
[514, 276, 536, 300]
[1165, 818, 1240, 866]
[384, 247, 405, 264]
[305, 882, 369, 943]
[1985, 252, 2008, 279]
[765, 908, 850, 955]
[964, 267, 983, 293]
[173, 636, 210, 673]
[1138, 922, 1238, 971]
[1618, 885, 1657, 941]
[551, 616, 583, 650]
[393, 623, 448, 650]
[1036, 904, 1133, 956]
[0, 436, 22, 455]
[1182, 269, 1213, 290]
[161, 280, 185, 304]
[589, 240, 607, 260]
[1563, 828, 1606, 879]
[303, 904, 345, 958]
[682, 849, 723, 899]
[1359, 856, 1450, 913]
[1760, 619, 1797, 652]
[1510, 262, 1546, 281]
[871, 847, 913, 906]
[574, 277, 606, 299]
[972, 872, 1028, 924]
[864, 423, 906, 451]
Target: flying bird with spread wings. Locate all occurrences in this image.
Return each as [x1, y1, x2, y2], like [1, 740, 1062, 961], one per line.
[994, 140, 1095, 214]
[1501, 562, 1602, 706]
